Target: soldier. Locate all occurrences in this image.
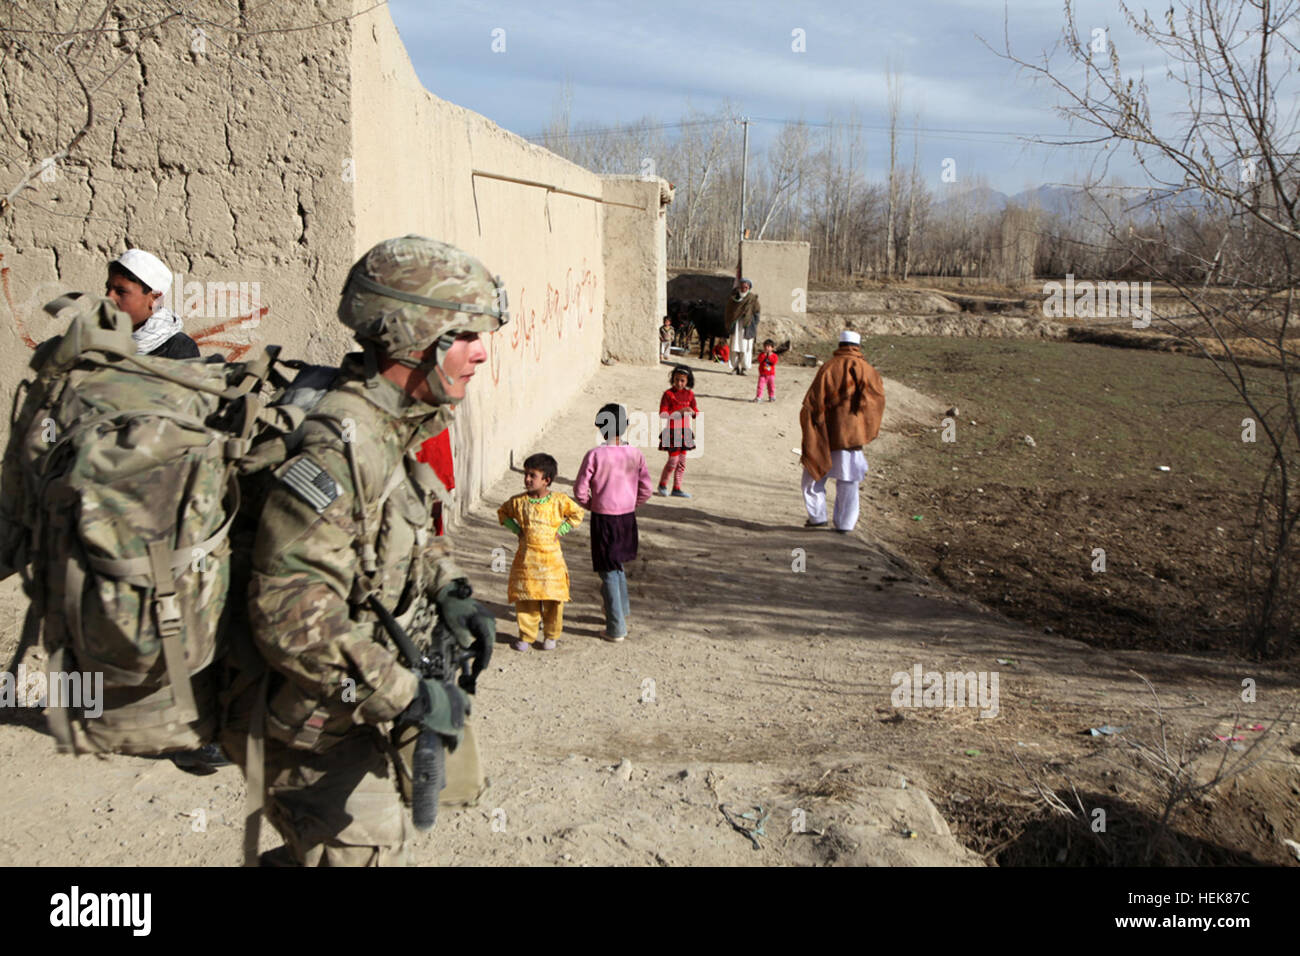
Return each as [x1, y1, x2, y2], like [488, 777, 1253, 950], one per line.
[223, 235, 504, 866]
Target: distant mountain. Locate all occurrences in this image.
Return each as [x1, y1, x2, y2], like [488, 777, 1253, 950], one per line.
[1009, 185, 1083, 217]
[929, 184, 1009, 218]
[932, 184, 1109, 218]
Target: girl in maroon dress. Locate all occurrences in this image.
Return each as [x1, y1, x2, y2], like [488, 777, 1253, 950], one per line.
[656, 365, 698, 498]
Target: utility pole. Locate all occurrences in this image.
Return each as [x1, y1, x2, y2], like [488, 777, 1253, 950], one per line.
[738, 117, 749, 242]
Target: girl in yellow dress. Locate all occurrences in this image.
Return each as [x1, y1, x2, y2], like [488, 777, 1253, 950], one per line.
[497, 453, 584, 651]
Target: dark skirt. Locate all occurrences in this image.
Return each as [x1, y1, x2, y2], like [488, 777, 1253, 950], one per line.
[658, 421, 695, 452]
[590, 511, 639, 572]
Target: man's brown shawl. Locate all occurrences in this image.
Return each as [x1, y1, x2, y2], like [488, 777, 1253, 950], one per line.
[799, 344, 886, 480]
[724, 291, 760, 335]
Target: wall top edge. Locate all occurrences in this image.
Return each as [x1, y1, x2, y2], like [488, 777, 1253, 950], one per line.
[741, 240, 812, 250]
[350, 1, 603, 187]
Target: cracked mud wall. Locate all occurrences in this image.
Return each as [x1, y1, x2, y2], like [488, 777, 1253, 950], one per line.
[0, 0, 356, 378]
[1, 1, 662, 521]
[601, 175, 671, 367]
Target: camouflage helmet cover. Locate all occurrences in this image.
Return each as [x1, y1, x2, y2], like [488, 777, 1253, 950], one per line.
[338, 235, 509, 361]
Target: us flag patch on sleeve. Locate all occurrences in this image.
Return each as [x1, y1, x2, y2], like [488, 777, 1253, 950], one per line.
[281, 458, 341, 514]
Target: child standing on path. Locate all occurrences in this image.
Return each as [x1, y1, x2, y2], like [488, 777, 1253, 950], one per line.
[657, 365, 698, 498]
[753, 339, 779, 402]
[498, 453, 584, 652]
[659, 316, 673, 361]
[574, 404, 654, 642]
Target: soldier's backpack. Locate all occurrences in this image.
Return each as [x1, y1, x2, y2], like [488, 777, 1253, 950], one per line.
[3, 294, 300, 756]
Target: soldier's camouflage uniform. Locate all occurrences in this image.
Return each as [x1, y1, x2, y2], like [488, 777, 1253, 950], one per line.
[224, 353, 463, 867]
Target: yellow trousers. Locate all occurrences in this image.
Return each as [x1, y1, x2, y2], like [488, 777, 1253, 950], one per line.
[515, 600, 564, 643]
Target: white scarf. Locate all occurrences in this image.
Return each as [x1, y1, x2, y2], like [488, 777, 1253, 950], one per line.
[132, 307, 184, 355]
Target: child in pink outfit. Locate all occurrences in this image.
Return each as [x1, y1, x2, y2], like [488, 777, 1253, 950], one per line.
[753, 339, 778, 402]
[573, 403, 654, 642]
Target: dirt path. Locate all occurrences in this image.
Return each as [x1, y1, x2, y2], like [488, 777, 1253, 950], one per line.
[1, 352, 1295, 866]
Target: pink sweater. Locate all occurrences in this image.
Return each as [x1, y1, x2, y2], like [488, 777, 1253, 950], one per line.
[573, 443, 654, 515]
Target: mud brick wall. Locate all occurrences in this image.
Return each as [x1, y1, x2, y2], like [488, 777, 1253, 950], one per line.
[1, 0, 670, 519]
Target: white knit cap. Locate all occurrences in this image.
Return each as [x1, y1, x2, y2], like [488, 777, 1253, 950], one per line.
[839, 330, 861, 345]
[112, 249, 173, 295]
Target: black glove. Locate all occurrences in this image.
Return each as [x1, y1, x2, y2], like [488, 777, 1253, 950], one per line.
[399, 677, 468, 748]
[435, 579, 494, 689]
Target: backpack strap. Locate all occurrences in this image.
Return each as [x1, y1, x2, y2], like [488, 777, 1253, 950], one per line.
[146, 539, 199, 723]
[61, 551, 86, 677]
[303, 413, 392, 587]
[242, 671, 269, 867]
[45, 646, 76, 754]
[346, 435, 409, 604]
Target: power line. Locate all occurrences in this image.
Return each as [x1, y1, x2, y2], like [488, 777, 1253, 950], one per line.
[524, 113, 1088, 149]
[525, 117, 729, 142]
[748, 116, 1039, 139]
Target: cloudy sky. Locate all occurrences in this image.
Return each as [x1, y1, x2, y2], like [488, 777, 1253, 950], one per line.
[387, 0, 1184, 195]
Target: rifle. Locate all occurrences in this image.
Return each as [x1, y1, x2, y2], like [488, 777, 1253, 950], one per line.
[368, 593, 482, 831]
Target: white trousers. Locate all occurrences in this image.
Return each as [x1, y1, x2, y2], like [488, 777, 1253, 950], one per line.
[730, 325, 745, 370]
[802, 449, 868, 530]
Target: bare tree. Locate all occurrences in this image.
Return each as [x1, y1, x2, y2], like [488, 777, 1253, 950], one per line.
[538, 79, 578, 160]
[753, 120, 809, 240]
[999, 0, 1300, 655]
[902, 118, 922, 279]
[995, 203, 1040, 283]
[884, 66, 902, 278]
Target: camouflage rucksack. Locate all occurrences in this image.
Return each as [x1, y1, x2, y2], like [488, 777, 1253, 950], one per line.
[3, 294, 299, 756]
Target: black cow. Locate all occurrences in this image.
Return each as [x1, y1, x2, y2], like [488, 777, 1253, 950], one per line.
[667, 297, 692, 351]
[688, 299, 726, 359]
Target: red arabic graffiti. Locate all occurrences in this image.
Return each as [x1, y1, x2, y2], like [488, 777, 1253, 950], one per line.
[188, 307, 269, 361]
[489, 263, 598, 385]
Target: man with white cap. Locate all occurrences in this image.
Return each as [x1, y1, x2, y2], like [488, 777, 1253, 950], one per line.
[799, 330, 886, 533]
[106, 249, 200, 359]
[723, 269, 760, 376]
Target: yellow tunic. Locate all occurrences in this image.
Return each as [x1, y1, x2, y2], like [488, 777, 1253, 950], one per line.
[497, 492, 584, 602]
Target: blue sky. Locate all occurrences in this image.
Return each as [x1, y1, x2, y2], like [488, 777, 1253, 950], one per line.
[387, 0, 1176, 195]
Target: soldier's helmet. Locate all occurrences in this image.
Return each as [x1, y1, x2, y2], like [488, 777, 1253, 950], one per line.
[338, 235, 509, 363]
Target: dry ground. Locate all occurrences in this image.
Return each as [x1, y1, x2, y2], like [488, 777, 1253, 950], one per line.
[0, 351, 1296, 866]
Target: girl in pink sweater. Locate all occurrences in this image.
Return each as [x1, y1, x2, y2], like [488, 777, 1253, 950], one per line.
[573, 403, 654, 642]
